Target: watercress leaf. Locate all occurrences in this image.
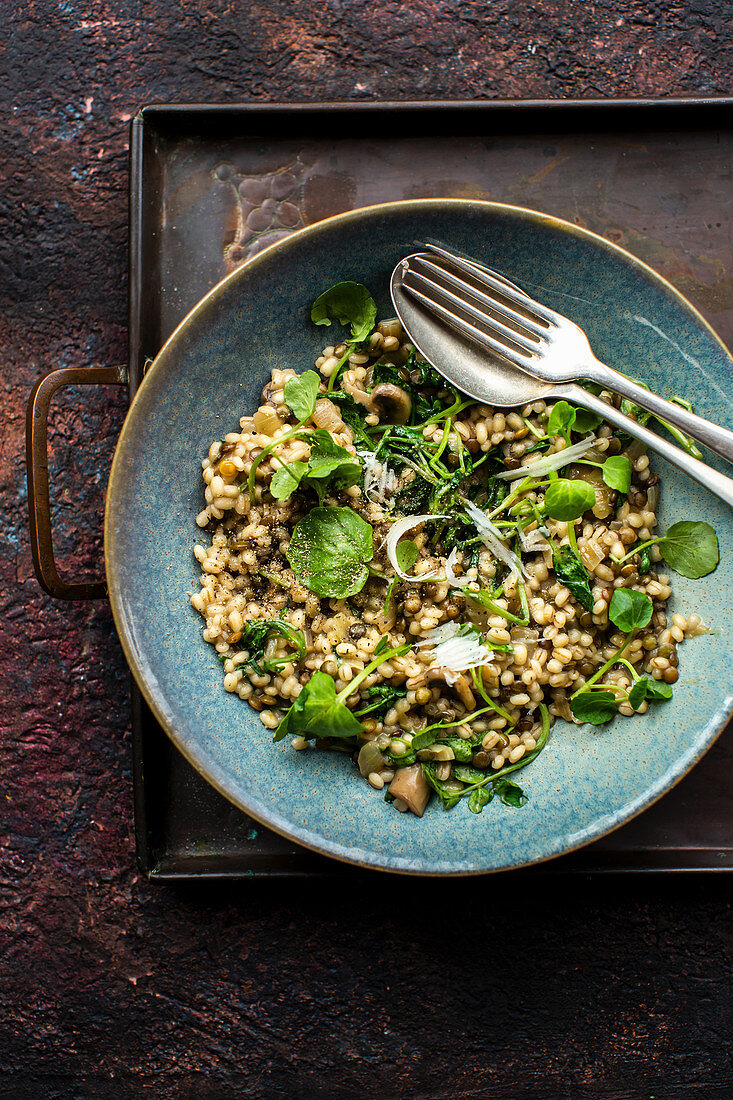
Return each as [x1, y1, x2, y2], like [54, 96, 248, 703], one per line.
[644, 679, 674, 701]
[306, 430, 360, 478]
[608, 588, 653, 632]
[287, 506, 374, 598]
[304, 430, 362, 495]
[396, 539, 419, 574]
[544, 478, 597, 520]
[270, 461, 308, 501]
[659, 520, 719, 579]
[422, 762, 462, 809]
[468, 786, 493, 814]
[311, 281, 377, 344]
[274, 670, 362, 742]
[570, 691, 619, 725]
[493, 777, 528, 808]
[572, 408, 604, 434]
[547, 400, 576, 442]
[601, 455, 631, 493]
[628, 677, 674, 709]
[284, 371, 321, 422]
[552, 545, 594, 612]
[640, 678, 673, 703]
[627, 679, 646, 709]
[374, 635, 390, 656]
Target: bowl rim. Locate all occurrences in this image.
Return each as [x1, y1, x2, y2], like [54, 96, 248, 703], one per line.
[105, 197, 733, 875]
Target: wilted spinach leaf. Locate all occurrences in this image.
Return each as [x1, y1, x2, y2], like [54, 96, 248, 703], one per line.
[239, 619, 307, 675]
[552, 545, 594, 612]
[354, 684, 408, 719]
[493, 777, 528, 808]
[422, 762, 463, 810]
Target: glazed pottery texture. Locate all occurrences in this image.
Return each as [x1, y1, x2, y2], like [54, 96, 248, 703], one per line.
[106, 200, 733, 874]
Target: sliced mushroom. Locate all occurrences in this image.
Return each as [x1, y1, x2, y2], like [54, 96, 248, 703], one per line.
[260, 381, 281, 407]
[371, 383, 412, 424]
[425, 667, 476, 711]
[388, 764, 430, 817]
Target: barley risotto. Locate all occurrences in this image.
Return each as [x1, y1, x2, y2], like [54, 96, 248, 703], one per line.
[190, 280, 719, 818]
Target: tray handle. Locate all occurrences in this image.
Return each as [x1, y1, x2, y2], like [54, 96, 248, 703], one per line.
[26, 366, 126, 600]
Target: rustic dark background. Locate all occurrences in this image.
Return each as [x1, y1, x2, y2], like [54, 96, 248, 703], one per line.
[2, 2, 732, 1097]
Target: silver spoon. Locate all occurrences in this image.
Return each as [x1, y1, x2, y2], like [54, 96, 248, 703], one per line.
[391, 255, 733, 509]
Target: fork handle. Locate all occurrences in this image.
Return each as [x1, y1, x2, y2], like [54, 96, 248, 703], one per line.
[584, 360, 733, 465]
[557, 384, 733, 509]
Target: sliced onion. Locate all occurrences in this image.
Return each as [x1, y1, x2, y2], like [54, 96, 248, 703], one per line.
[464, 501, 527, 579]
[386, 514, 448, 580]
[495, 434, 598, 480]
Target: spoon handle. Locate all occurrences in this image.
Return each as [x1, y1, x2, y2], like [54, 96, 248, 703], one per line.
[584, 359, 733, 465]
[557, 384, 733, 509]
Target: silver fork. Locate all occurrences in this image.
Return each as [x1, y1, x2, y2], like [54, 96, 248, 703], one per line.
[400, 243, 733, 467]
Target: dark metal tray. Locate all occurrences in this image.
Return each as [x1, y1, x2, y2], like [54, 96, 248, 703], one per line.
[129, 99, 733, 877]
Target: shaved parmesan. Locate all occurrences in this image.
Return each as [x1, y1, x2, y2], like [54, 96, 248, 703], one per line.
[519, 526, 550, 553]
[386, 514, 448, 581]
[464, 501, 527, 580]
[361, 451, 398, 504]
[416, 621, 494, 674]
[495, 435, 598, 480]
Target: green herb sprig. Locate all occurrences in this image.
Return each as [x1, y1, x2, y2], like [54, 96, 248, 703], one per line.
[246, 371, 321, 494]
[611, 520, 719, 579]
[274, 642, 410, 742]
[569, 589, 666, 725]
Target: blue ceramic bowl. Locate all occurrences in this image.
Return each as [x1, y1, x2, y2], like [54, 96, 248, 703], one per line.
[106, 200, 733, 875]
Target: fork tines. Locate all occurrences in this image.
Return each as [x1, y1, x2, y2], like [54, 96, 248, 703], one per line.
[400, 250, 552, 369]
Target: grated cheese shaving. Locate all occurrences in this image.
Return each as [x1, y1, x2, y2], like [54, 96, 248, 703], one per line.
[495, 435, 598, 480]
[464, 501, 527, 579]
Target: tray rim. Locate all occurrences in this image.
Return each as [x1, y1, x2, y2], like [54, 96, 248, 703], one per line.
[129, 96, 733, 878]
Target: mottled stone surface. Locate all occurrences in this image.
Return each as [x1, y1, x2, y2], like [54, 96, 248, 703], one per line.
[1, 1, 732, 1096]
